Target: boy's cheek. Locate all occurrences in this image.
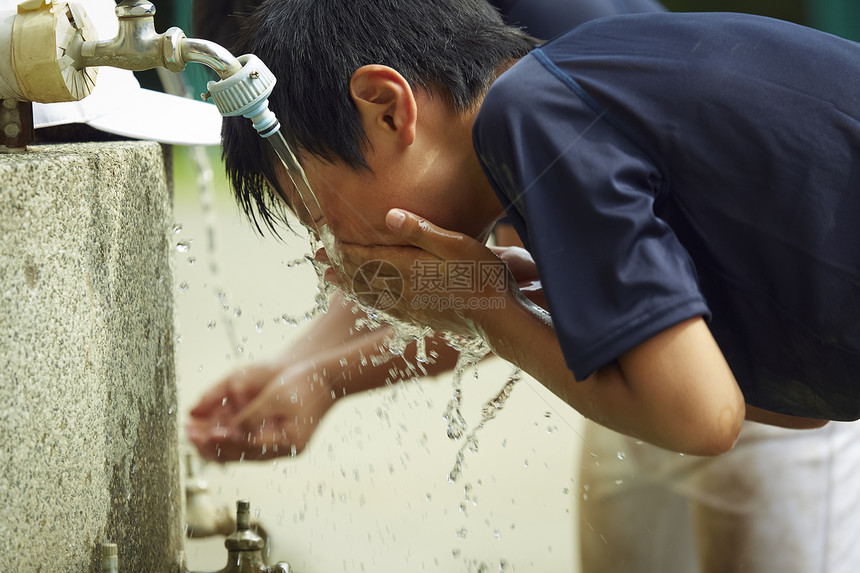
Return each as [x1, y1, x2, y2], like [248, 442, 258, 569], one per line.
[328, 225, 411, 248]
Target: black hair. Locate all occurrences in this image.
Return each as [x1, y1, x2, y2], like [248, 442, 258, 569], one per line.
[221, 0, 536, 234]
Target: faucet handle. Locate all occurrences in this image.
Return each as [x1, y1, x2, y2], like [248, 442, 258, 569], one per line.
[224, 500, 265, 552]
[115, 1, 156, 18]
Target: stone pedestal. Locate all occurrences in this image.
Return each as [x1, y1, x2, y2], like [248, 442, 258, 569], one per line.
[0, 141, 182, 572]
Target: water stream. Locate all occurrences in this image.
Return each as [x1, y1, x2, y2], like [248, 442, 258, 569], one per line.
[264, 129, 523, 483]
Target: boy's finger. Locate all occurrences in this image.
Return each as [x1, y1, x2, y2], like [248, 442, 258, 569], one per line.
[385, 209, 470, 257]
[188, 402, 211, 418]
[314, 247, 329, 264]
[189, 392, 225, 417]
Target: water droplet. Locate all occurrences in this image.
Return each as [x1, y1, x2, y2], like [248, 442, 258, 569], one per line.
[175, 240, 192, 252]
[186, 255, 196, 265]
[207, 320, 216, 331]
[447, 467, 461, 484]
[172, 223, 183, 234]
[233, 307, 242, 318]
[255, 320, 264, 333]
[617, 451, 626, 460]
[221, 397, 228, 406]
[455, 528, 467, 539]
[178, 281, 189, 293]
[280, 314, 300, 326]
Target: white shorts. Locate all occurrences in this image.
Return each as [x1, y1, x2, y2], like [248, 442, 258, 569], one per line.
[579, 420, 860, 573]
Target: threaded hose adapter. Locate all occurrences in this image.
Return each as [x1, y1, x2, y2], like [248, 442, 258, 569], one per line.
[206, 54, 279, 136]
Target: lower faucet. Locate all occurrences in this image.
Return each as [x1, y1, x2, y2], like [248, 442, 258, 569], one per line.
[98, 500, 292, 573]
[201, 500, 291, 573]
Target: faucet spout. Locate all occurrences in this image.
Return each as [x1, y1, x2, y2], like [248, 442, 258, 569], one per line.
[181, 38, 244, 80]
[68, 0, 242, 79]
[186, 500, 292, 573]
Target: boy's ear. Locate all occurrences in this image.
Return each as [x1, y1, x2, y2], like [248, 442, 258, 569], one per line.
[349, 65, 417, 147]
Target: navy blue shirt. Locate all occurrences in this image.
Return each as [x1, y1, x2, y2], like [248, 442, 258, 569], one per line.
[489, 0, 665, 40]
[473, 12, 860, 420]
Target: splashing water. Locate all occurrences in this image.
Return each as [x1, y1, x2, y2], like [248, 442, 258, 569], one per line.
[265, 129, 521, 480]
[447, 369, 521, 483]
[441, 335, 491, 442]
[181, 142, 244, 360]
[276, 243, 335, 327]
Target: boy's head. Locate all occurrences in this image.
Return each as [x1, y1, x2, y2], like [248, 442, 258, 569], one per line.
[222, 0, 535, 242]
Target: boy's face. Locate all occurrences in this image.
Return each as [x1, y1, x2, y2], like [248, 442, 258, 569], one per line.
[277, 79, 503, 248]
[283, 153, 421, 247]
[279, 148, 499, 248]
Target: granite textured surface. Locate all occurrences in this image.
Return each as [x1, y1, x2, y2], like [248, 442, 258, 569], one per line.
[0, 141, 183, 572]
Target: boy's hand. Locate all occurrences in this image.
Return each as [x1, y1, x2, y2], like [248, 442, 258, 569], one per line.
[318, 209, 520, 336]
[489, 245, 546, 309]
[187, 362, 280, 423]
[186, 360, 334, 461]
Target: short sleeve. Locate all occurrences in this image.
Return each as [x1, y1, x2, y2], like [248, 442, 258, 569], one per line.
[474, 51, 710, 379]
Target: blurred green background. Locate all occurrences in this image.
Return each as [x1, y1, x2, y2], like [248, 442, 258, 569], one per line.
[144, 0, 858, 101]
[148, 0, 860, 36]
[137, 0, 858, 202]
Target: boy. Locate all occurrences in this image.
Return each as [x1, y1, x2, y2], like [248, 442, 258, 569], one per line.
[219, 0, 860, 456]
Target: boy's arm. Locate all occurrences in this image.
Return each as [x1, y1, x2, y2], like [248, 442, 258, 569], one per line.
[187, 230, 537, 461]
[482, 287, 745, 455]
[188, 292, 461, 460]
[328, 209, 746, 456]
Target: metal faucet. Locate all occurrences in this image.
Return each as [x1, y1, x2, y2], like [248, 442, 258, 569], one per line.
[201, 500, 292, 573]
[184, 454, 272, 546]
[2, 0, 280, 151]
[98, 500, 292, 573]
[67, 0, 242, 80]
